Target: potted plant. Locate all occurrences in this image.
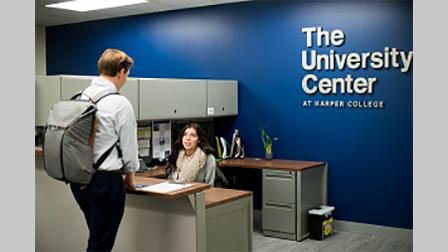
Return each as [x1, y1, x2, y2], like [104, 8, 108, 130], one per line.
[260, 125, 277, 160]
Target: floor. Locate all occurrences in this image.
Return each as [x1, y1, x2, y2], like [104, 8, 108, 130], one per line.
[252, 220, 413, 252]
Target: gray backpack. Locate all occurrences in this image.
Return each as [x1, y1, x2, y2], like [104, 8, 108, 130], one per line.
[43, 90, 120, 185]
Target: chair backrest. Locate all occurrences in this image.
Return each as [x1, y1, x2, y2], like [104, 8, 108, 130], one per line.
[214, 166, 229, 187]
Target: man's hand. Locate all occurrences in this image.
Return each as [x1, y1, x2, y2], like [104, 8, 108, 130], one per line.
[124, 172, 136, 190]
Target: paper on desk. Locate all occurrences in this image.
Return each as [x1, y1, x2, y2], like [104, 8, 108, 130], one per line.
[137, 181, 192, 193]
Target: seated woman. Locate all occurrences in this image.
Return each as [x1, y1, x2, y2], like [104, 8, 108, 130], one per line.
[167, 123, 217, 185]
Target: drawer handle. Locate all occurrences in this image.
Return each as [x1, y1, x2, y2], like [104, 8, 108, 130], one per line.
[265, 174, 294, 180]
[265, 202, 294, 210]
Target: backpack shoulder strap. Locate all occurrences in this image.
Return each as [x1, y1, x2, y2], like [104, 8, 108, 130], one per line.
[93, 140, 123, 170]
[92, 90, 120, 104]
[70, 89, 84, 100]
[90, 89, 121, 170]
[93, 141, 116, 170]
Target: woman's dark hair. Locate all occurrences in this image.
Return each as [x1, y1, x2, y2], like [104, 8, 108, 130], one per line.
[168, 123, 215, 171]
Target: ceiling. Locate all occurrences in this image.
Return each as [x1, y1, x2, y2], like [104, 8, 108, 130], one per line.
[36, 0, 249, 26]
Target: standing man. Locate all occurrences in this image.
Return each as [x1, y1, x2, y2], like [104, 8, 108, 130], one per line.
[70, 48, 138, 252]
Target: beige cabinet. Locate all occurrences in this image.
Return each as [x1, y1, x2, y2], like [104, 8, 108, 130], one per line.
[139, 78, 207, 120]
[262, 165, 328, 241]
[206, 80, 238, 117]
[60, 75, 139, 118]
[262, 170, 297, 240]
[120, 77, 139, 119]
[60, 75, 92, 100]
[36, 75, 237, 123]
[35, 76, 61, 126]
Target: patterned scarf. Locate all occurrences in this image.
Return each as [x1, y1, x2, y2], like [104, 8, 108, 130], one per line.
[173, 147, 207, 183]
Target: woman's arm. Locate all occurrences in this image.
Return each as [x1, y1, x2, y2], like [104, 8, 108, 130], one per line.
[196, 155, 217, 185]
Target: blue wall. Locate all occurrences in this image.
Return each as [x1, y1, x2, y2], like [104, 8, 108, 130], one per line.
[47, 1, 413, 229]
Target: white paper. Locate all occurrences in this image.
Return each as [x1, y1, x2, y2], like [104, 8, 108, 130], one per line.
[152, 121, 171, 159]
[139, 148, 150, 157]
[137, 181, 192, 193]
[138, 139, 150, 148]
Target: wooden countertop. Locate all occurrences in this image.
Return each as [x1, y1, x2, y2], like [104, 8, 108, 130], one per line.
[204, 187, 252, 209]
[136, 166, 167, 178]
[131, 177, 211, 200]
[218, 157, 325, 171]
[35, 146, 43, 156]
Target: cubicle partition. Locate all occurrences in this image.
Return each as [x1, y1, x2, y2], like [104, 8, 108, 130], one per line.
[36, 155, 205, 251]
[36, 149, 252, 251]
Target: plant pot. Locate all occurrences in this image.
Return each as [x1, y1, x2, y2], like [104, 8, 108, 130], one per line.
[265, 151, 273, 160]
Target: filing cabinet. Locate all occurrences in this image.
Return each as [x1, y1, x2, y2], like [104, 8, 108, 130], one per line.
[262, 170, 297, 240]
[262, 166, 327, 241]
[219, 158, 328, 242]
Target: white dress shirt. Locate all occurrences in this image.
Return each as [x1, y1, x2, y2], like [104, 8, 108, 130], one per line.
[80, 76, 139, 173]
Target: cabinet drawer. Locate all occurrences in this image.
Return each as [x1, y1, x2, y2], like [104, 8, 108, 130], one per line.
[263, 170, 296, 204]
[262, 202, 296, 234]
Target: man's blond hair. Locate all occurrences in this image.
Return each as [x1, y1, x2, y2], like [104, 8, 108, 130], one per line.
[97, 48, 134, 77]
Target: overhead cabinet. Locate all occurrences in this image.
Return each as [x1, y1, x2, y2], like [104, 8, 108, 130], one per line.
[35, 76, 61, 126]
[138, 78, 238, 120]
[206, 80, 238, 117]
[119, 77, 139, 119]
[36, 76, 238, 125]
[60, 75, 92, 100]
[139, 78, 207, 120]
[61, 75, 139, 119]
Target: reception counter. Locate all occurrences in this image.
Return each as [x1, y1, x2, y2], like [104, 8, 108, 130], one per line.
[35, 148, 253, 251]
